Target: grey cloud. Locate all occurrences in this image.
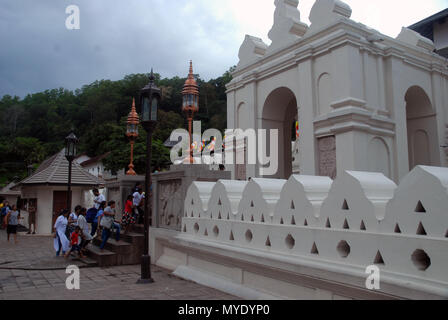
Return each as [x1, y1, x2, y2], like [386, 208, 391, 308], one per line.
[0, 0, 240, 98]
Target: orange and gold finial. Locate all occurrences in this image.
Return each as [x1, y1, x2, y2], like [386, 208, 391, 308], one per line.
[127, 98, 140, 126]
[182, 60, 199, 97]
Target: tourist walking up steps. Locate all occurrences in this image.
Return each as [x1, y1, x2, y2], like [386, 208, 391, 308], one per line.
[122, 195, 136, 235]
[133, 188, 145, 225]
[99, 201, 120, 251]
[5, 205, 20, 244]
[91, 201, 106, 237]
[67, 205, 81, 238]
[77, 207, 92, 254]
[53, 210, 70, 257]
[93, 189, 105, 211]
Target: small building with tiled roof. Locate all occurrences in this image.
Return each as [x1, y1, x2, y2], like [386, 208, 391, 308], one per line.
[0, 182, 21, 205]
[16, 149, 104, 235]
[79, 152, 111, 178]
[409, 9, 448, 58]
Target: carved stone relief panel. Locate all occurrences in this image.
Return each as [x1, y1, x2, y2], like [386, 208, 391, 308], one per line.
[158, 179, 183, 230]
[318, 136, 337, 179]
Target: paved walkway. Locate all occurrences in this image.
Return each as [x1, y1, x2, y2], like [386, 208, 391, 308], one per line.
[0, 230, 239, 300]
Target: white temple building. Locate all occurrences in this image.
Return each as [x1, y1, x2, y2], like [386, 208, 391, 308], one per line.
[226, 0, 448, 182]
[150, 0, 448, 300]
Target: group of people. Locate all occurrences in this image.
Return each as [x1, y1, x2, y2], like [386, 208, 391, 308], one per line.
[53, 185, 146, 259]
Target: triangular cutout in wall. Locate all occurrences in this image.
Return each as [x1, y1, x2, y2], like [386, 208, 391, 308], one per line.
[227, 213, 230, 220]
[417, 222, 427, 236]
[374, 251, 385, 265]
[291, 201, 295, 210]
[250, 201, 254, 208]
[218, 198, 222, 206]
[415, 201, 426, 213]
[265, 236, 271, 247]
[261, 215, 265, 223]
[394, 224, 402, 234]
[251, 215, 255, 222]
[343, 219, 350, 230]
[191, 211, 194, 218]
[304, 219, 308, 227]
[291, 216, 296, 225]
[191, 199, 194, 205]
[183, 225, 187, 233]
[311, 242, 319, 255]
[360, 220, 366, 231]
[342, 199, 350, 210]
[204, 228, 208, 236]
[325, 218, 331, 228]
[229, 231, 235, 241]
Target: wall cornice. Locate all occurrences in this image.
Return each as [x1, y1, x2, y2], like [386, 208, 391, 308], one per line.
[227, 20, 448, 93]
[314, 107, 396, 138]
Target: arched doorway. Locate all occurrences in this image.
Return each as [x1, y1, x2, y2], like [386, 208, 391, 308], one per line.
[261, 87, 298, 179]
[405, 86, 440, 170]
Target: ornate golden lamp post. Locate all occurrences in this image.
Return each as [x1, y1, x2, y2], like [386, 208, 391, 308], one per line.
[182, 61, 199, 164]
[126, 98, 140, 176]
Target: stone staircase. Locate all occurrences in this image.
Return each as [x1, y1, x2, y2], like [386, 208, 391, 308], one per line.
[85, 224, 145, 267]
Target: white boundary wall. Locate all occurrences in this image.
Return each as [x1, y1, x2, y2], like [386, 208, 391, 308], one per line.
[151, 166, 448, 300]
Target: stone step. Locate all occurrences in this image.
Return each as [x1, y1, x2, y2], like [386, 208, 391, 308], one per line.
[131, 224, 145, 234]
[85, 245, 117, 267]
[120, 232, 145, 246]
[92, 238, 132, 255]
[79, 257, 99, 267]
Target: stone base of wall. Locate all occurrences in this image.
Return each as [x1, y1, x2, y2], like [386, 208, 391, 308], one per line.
[150, 228, 445, 300]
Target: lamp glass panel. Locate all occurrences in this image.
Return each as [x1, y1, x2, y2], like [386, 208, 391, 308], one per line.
[142, 97, 150, 122]
[151, 97, 158, 121]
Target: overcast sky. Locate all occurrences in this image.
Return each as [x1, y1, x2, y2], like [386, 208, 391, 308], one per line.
[0, 0, 446, 98]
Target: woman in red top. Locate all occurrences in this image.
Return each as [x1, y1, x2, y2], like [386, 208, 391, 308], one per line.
[121, 195, 136, 235]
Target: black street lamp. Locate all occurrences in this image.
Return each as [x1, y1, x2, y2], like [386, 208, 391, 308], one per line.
[137, 69, 160, 284]
[65, 132, 79, 212]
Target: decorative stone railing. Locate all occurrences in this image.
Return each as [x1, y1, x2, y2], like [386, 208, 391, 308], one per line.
[181, 166, 448, 298]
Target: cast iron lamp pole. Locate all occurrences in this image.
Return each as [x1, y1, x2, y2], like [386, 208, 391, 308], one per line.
[65, 133, 79, 211]
[137, 69, 161, 284]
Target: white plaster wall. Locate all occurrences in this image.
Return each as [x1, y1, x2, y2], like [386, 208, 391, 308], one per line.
[171, 166, 448, 299]
[226, 0, 448, 184]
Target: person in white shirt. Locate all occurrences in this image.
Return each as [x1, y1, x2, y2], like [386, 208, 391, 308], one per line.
[53, 210, 70, 257]
[67, 205, 81, 237]
[93, 189, 106, 210]
[77, 207, 93, 253]
[133, 188, 145, 224]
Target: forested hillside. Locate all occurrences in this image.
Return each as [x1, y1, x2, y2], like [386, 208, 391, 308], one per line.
[0, 67, 234, 186]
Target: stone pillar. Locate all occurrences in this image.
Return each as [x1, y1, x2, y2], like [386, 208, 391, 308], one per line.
[297, 58, 317, 175]
[104, 173, 145, 221]
[152, 164, 230, 231]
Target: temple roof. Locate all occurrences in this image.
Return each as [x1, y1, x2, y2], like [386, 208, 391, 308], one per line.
[19, 149, 104, 186]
